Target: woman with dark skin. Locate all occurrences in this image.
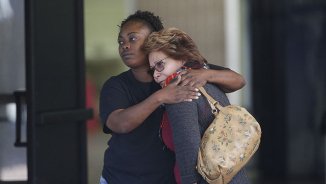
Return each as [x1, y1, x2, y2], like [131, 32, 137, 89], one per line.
[99, 11, 246, 184]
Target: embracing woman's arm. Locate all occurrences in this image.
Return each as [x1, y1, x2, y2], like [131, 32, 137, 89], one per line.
[105, 77, 201, 133]
[178, 67, 246, 93]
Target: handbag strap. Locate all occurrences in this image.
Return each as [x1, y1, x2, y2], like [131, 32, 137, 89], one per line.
[198, 86, 227, 114]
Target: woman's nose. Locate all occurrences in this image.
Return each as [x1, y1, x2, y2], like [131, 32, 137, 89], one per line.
[153, 70, 160, 78]
[123, 42, 130, 50]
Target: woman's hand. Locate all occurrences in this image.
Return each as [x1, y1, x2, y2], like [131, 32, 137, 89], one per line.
[106, 75, 200, 133]
[178, 69, 209, 88]
[156, 76, 201, 104]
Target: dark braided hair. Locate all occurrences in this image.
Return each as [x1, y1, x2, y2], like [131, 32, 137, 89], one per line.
[119, 10, 164, 32]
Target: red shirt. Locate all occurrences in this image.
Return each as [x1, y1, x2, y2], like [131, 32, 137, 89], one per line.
[162, 111, 181, 184]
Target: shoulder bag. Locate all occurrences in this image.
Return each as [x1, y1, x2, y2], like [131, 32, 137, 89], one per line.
[197, 87, 262, 184]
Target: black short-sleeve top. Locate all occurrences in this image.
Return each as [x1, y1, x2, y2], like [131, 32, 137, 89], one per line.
[99, 69, 176, 184]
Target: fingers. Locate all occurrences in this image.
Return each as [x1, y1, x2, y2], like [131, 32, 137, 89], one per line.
[178, 70, 202, 87]
[186, 86, 201, 99]
[179, 86, 201, 102]
[174, 75, 181, 85]
[169, 75, 181, 85]
[192, 82, 204, 88]
[184, 85, 199, 93]
[180, 76, 203, 87]
[178, 70, 188, 76]
[162, 82, 201, 104]
[174, 93, 200, 103]
[178, 69, 208, 87]
[179, 75, 193, 86]
[178, 70, 190, 86]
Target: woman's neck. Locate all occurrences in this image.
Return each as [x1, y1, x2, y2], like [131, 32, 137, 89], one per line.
[131, 68, 153, 83]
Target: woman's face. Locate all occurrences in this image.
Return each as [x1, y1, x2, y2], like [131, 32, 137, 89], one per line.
[118, 21, 151, 69]
[148, 51, 185, 87]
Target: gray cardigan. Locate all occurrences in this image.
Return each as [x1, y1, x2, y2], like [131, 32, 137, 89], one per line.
[166, 82, 251, 184]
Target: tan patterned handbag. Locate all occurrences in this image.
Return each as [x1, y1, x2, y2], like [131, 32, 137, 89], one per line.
[197, 87, 261, 184]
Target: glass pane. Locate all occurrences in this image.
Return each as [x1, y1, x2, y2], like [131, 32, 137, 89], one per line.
[0, 0, 27, 181]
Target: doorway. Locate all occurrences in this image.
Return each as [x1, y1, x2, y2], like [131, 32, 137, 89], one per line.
[0, 0, 92, 183]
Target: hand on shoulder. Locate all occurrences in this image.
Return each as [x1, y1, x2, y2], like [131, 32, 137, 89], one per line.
[178, 69, 209, 88]
[156, 76, 201, 104]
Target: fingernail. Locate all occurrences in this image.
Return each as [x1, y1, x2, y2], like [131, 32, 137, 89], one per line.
[195, 88, 199, 91]
[195, 96, 199, 99]
[198, 93, 201, 96]
[189, 99, 192, 102]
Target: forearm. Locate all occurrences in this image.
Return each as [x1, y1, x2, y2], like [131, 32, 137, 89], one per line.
[206, 69, 246, 93]
[177, 68, 245, 93]
[106, 91, 164, 134]
[105, 78, 200, 134]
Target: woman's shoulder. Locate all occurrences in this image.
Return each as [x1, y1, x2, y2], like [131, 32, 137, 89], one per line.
[201, 83, 230, 106]
[100, 70, 133, 93]
[103, 70, 131, 85]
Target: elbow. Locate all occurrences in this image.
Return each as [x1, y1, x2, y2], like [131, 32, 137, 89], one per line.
[106, 117, 131, 134]
[115, 125, 130, 134]
[224, 75, 246, 93]
[239, 76, 246, 89]
[106, 121, 130, 134]
[106, 109, 134, 134]
[233, 73, 246, 90]
[118, 125, 131, 134]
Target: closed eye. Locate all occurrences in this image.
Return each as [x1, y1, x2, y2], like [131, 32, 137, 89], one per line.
[156, 61, 163, 67]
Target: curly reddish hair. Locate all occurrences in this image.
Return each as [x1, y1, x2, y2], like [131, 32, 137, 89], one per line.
[142, 28, 207, 64]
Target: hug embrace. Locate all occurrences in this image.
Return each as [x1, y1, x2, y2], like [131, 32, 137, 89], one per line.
[100, 10, 259, 184]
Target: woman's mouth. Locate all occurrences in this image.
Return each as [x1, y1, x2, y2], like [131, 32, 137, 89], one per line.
[121, 52, 133, 58]
[159, 81, 165, 86]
